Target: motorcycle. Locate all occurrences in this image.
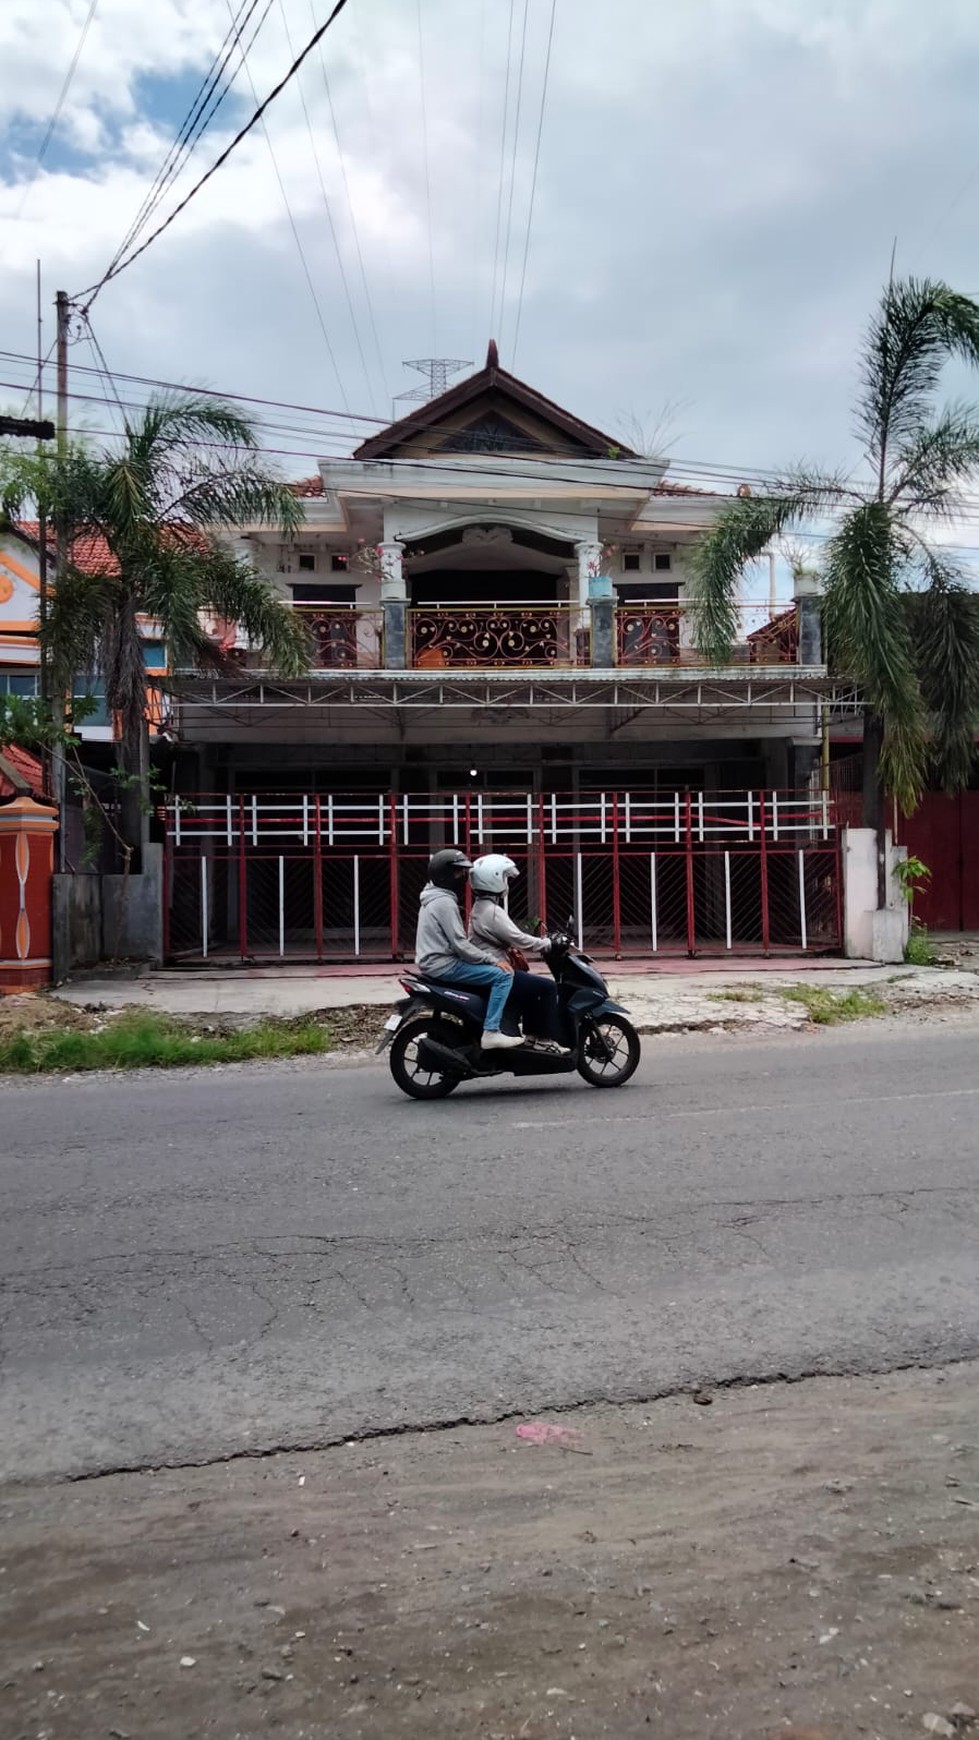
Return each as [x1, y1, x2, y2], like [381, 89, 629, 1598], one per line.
[378, 926, 641, 1099]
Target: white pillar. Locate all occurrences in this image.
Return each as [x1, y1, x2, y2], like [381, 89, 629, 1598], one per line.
[575, 540, 601, 609]
[379, 542, 405, 602]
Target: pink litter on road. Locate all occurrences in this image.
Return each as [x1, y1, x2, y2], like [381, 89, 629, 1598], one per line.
[515, 1421, 582, 1446]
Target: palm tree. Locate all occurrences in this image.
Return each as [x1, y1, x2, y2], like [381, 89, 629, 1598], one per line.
[691, 277, 979, 900]
[0, 397, 310, 863]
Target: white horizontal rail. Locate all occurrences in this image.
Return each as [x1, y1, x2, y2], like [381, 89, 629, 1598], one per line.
[164, 790, 837, 848]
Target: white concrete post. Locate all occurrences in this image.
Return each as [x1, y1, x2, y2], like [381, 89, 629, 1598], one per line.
[575, 540, 602, 609]
[842, 826, 909, 962]
[378, 542, 405, 602]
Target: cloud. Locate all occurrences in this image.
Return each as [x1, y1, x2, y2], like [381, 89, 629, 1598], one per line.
[0, 0, 978, 571]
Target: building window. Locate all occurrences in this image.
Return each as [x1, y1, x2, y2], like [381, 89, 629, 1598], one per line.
[622, 548, 642, 571]
[331, 552, 349, 571]
[297, 552, 316, 572]
[653, 551, 672, 572]
[615, 580, 679, 605]
[0, 670, 39, 697]
[290, 583, 357, 605]
[142, 640, 166, 669]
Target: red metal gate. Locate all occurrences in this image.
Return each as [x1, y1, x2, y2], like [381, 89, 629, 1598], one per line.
[163, 788, 842, 963]
[898, 791, 979, 932]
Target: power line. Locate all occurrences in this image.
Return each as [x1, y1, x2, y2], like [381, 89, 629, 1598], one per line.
[105, 0, 272, 285]
[498, 0, 530, 344]
[9, 0, 100, 231]
[305, 0, 388, 408]
[76, 0, 353, 305]
[512, 0, 557, 365]
[221, 0, 352, 411]
[489, 0, 516, 343]
[416, 0, 437, 353]
[274, 0, 376, 412]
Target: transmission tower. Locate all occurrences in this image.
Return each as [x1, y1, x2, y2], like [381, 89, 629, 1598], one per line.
[393, 357, 471, 415]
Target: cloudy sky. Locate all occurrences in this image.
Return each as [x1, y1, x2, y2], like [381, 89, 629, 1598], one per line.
[2, 0, 979, 524]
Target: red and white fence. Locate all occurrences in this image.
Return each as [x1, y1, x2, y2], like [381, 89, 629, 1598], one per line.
[163, 788, 842, 963]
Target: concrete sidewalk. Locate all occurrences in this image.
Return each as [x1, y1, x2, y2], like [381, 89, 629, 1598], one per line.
[52, 957, 979, 1032]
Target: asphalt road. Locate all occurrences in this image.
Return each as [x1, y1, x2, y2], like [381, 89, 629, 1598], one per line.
[3, 1021, 979, 1482]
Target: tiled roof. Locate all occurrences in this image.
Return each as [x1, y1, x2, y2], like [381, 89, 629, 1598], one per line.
[0, 746, 47, 800]
[289, 476, 325, 497]
[16, 522, 119, 574]
[15, 522, 210, 573]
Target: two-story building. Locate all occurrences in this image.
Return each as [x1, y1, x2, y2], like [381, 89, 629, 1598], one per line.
[164, 346, 854, 962]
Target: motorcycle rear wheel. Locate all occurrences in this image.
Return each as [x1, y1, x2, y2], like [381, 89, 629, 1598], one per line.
[576, 1014, 641, 1088]
[389, 1012, 462, 1100]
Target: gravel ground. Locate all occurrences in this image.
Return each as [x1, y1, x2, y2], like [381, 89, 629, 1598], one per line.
[3, 1365, 978, 1740]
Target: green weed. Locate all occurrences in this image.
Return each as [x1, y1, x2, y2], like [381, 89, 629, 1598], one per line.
[0, 1010, 333, 1074]
[778, 985, 887, 1025]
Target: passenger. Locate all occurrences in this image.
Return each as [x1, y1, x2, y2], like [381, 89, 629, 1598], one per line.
[415, 848, 523, 1051]
[468, 854, 566, 1049]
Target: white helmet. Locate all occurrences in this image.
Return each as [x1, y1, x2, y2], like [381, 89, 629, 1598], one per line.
[470, 853, 519, 895]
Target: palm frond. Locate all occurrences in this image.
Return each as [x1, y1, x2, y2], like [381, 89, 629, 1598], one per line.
[888, 402, 979, 516]
[125, 395, 261, 469]
[201, 552, 311, 675]
[904, 565, 979, 791]
[689, 474, 845, 661]
[858, 277, 979, 490]
[822, 502, 928, 811]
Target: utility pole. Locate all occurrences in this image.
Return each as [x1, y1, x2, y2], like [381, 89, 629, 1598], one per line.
[37, 262, 48, 707]
[52, 289, 71, 869]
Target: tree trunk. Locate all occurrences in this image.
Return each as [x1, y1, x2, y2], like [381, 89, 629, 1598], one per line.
[861, 707, 888, 909]
[115, 712, 148, 874]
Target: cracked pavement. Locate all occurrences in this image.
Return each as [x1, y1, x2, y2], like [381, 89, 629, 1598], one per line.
[3, 1020, 979, 1481]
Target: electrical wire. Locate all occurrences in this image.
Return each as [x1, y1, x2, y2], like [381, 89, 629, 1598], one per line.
[497, 0, 530, 350]
[511, 0, 557, 365]
[416, 0, 437, 353]
[9, 0, 100, 229]
[488, 0, 516, 344]
[106, 0, 272, 284]
[275, 0, 377, 413]
[305, 0, 388, 408]
[76, 0, 352, 306]
[220, 0, 352, 411]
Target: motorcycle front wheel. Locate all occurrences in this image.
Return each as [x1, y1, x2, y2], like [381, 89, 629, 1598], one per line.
[576, 1014, 641, 1089]
[389, 1012, 462, 1100]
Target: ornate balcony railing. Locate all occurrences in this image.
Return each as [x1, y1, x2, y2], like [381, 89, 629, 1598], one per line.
[616, 603, 800, 667]
[409, 605, 587, 669]
[295, 606, 384, 669]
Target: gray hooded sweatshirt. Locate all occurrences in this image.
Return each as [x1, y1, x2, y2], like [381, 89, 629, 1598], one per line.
[415, 883, 499, 977]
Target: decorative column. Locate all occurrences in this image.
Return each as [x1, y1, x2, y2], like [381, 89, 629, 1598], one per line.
[575, 540, 602, 609]
[576, 540, 615, 667]
[793, 570, 822, 666]
[0, 795, 59, 992]
[379, 542, 406, 669]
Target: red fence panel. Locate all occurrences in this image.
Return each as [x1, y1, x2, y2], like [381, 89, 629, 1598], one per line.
[162, 788, 842, 962]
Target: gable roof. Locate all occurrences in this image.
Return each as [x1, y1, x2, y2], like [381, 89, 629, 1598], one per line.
[353, 341, 636, 461]
[0, 746, 47, 801]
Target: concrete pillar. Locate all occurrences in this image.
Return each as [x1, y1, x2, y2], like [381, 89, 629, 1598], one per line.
[384, 600, 407, 669]
[0, 795, 59, 992]
[794, 573, 822, 665]
[590, 597, 614, 668]
[575, 540, 602, 609]
[378, 542, 406, 602]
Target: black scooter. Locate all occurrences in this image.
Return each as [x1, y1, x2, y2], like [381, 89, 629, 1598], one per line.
[379, 929, 641, 1099]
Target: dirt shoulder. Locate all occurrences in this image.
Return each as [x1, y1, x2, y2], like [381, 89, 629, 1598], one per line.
[3, 1365, 978, 1740]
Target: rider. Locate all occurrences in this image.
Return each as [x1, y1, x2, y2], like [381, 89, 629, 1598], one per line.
[468, 854, 566, 1048]
[415, 848, 523, 1051]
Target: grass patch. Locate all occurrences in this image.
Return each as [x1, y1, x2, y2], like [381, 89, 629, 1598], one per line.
[778, 985, 887, 1025]
[904, 920, 939, 967]
[707, 988, 766, 1004]
[0, 1008, 334, 1074]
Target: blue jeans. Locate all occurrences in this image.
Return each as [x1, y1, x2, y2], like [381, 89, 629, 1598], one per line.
[437, 959, 513, 1032]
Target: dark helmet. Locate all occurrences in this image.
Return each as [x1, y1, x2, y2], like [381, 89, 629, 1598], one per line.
[428, 847, 473, 890]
